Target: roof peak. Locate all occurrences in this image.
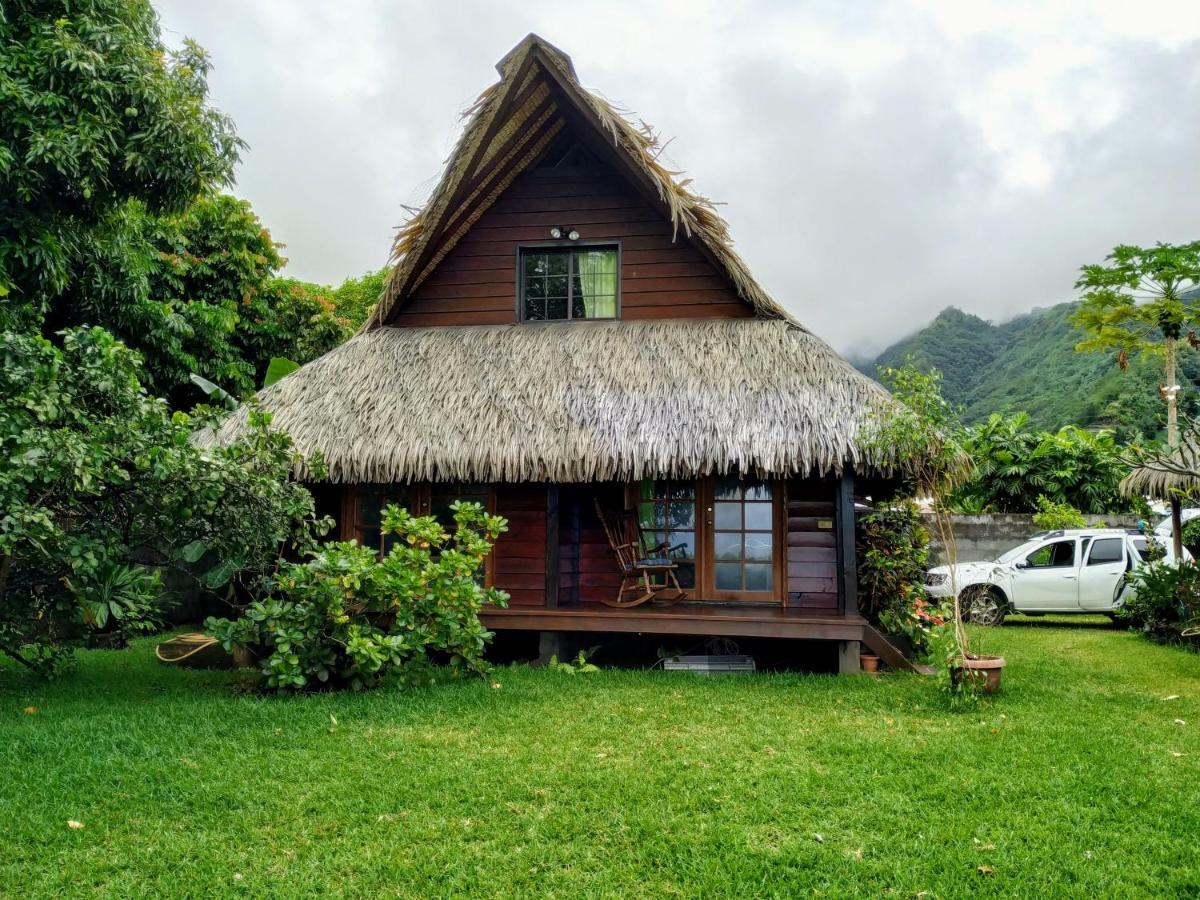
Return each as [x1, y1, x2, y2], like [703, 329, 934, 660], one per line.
[496, 34, 576, 78]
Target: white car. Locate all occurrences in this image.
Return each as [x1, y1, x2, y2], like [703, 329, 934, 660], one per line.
[925, 529, 1187, 625]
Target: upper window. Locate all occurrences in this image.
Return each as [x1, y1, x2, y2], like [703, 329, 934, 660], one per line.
[1087, 537, 1125, 566]
[520, 247, 618, 321]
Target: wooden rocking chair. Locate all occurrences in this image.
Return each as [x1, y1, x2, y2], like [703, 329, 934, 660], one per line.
[594, 500, 688, 608]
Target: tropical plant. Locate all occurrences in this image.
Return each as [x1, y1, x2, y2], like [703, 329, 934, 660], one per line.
[855, 503, 943, 659]
[1073, 242, 1200, 448]
[0, 327, 329, 676]
[0, 0, 241, 328]
[954, 413, 1128, 514]
[1118, 559, 1200, 645]
[1031, 496, 1088, 531]
[208, 502, 509, 691]
[867, 363, 976, 689]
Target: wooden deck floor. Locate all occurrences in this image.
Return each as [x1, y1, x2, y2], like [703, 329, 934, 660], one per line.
[480, 602, 867, 641]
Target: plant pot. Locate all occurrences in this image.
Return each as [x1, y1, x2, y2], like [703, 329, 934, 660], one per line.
[860, 654, 881, 674]
[950, 654, 1006, 694]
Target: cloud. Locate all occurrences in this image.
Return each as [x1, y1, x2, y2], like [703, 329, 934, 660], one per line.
[155, 0, 1200, 354]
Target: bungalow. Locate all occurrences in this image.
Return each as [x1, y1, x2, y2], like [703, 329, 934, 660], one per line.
[206, 35, 910, 672]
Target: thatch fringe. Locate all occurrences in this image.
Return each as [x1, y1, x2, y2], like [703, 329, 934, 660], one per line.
[1121, 429, 1200, 500]
[198, 319, 894, 485]
[367, 34, 790, 329]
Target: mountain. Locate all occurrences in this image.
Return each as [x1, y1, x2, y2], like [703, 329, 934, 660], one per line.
[863, 302, 1199, 437]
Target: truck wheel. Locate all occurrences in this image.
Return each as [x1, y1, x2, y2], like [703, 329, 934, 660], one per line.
[961, 585, 1007, 627]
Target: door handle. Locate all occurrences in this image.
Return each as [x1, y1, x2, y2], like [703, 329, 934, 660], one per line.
[1062, 574, 1077, 579]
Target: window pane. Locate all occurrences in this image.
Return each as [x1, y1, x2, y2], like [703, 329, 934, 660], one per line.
[524, 254, 548, 277]
[744, 564, 773, 592]
[714, 477, 741, 500]
[669, 482, 695, 500]
[547, 275, 568, 298]
[545, 296, 568, 320]
[546, 253, 569, 275]
[715, 563, 742, 590]
[1089, 538, 1124, 565]
[744, 502, 773, 531]
[743, 479, 772, 501]
[668, 501, 695, 528]
[641, 531, 667, 557]
[669, 530, 695, 558]
[639, 502, 661, 529]
[744, 532, 773, 561]
[525, 297, 547, 320]
[358, 491, 382, 526]
[524, 276, 546, 299]
[715, 532, 742, 561]
[714, 502, 741, 530]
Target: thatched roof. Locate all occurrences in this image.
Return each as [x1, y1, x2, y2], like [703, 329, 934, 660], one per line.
[198, 319, 894, 484]
[366, 33, 790, 328]
[1121, 430, 1200, 500]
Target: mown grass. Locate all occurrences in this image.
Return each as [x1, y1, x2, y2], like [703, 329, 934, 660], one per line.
[2, 617, 1199, 898]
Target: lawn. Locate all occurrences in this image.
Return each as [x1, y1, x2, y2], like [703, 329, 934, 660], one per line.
[2, 619, 1198, 898]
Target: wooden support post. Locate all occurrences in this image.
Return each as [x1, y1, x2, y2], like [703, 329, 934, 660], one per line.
[546, 485, 560, 608]
[835, 470, 859, 617]
[536, 631, 573, 666]
[838, 641, 861, 674]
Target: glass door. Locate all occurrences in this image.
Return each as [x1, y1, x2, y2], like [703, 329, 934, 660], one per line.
[637, 479, 696, 589]
[707, 475, 780, 602]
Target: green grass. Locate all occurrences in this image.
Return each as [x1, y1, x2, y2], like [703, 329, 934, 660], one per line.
[2, 618, 1199, 898]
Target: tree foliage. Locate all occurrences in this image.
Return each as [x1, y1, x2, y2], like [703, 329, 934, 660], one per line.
[208, 502, 508, 691]
[0, 0, 242, 325]
[1072, 242, 1200, 366]
[953, 412, 1129, 514]
[0, 327, 329, 676]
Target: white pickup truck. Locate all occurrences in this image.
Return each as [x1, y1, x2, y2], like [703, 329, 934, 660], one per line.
[924, 529, 1187, 625]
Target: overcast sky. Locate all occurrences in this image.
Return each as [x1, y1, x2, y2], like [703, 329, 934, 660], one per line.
[156, 0, 1200, 357]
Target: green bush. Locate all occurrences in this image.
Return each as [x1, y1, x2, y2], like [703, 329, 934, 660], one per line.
[856, 503, 944, 659]
[1031, 496, 1088, 531]
[1119, 559, 1200, 644]
[208, 502, 509, 691]
[0, 327, 328, 676]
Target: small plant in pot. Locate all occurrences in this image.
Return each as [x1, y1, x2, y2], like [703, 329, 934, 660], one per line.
[868, 364, 1000, 697]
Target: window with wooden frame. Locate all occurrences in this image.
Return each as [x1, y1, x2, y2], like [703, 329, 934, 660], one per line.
[637, 478, 697, 588]
[711, 475, 777, 595]
[519, 246, 618, 321]
[346, 485, 413, 556]
[343, 484, 496, 585]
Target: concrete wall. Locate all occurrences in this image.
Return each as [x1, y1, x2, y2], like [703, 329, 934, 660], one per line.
[923, 513, 1142, 564]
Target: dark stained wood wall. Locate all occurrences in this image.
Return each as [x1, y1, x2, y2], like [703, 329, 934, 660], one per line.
[785, 478, 839, 611]
[391, 164, 752, 327]
[491, 483, 548, 607]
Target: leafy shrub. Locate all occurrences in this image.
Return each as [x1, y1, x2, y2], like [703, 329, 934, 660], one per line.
[1031, 496, 1088, 531]
[1182, 518, 1200, 557]
[0, 327, 328, 676]
[954, 413, 1130, 514]
[208, 502, 508, 691]
[1119, 559, 1200, 644]
[856, 503, 944, 658]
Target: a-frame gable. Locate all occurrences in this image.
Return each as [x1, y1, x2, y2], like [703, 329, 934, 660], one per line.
[369, 34, 792, 329]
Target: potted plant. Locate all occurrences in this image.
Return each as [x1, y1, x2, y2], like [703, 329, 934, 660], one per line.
[859, 653, 881, 673]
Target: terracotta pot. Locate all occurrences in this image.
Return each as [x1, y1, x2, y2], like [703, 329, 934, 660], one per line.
[231, 645, 256, 669]
[860, 654, 881, 674]
[950, 654, 1006, 694]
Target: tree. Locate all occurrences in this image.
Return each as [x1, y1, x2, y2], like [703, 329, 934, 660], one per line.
[954, 412, 1129, 514]
[1073, 241, 1200, 554]
[0, 0, 242, 327]
[0, 327, 329, 676]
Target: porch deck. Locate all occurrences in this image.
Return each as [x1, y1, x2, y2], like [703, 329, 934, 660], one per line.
[480, 602, 866, 641]
[479, 603, 918, 672]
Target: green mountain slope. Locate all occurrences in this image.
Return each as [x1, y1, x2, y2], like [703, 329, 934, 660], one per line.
[864, 303, 1199, 437]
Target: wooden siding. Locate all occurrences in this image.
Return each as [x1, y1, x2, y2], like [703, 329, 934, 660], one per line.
[491, 483, 548, 607]
[786, 478, 839, 611]
[393, 162, 751, 327]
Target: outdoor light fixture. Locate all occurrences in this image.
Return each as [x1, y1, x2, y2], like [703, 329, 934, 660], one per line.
[549, 226, 562, 239]
[549, 226, 582, 241]
[567, 229, 580, 241]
